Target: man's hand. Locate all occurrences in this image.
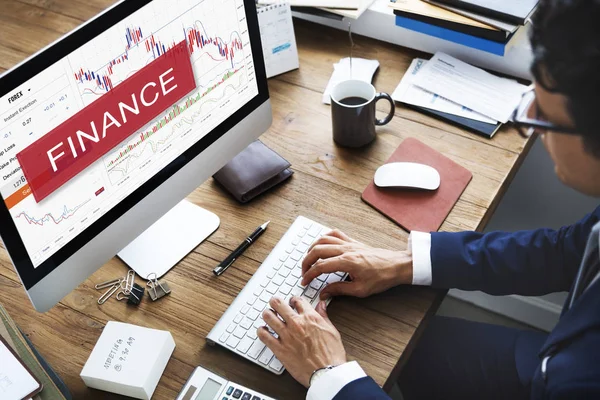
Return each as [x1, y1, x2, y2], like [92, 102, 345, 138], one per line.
[258, 297, 347, 388]
[301, 229, 413, 300]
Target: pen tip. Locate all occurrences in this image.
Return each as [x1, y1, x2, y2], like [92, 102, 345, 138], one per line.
[261, 221, 270, 229]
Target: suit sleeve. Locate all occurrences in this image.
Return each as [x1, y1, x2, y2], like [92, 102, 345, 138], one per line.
[332, 377, 392, 400]
[430, 206, 600, 296]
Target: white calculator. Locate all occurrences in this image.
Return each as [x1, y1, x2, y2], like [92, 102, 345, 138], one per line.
[177, 366, 277, 400]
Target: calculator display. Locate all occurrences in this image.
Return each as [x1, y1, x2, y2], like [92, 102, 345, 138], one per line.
[195, 378, 222, 400]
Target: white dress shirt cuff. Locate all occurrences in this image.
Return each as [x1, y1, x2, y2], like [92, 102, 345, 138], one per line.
[306, 361, 367, 400]
[409, 231, 433, 286]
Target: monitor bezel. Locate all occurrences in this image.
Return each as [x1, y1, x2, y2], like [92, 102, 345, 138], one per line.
[0, 0, 269, 290]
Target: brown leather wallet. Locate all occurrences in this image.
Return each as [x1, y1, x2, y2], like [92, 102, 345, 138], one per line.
[213, 140, 293, 203]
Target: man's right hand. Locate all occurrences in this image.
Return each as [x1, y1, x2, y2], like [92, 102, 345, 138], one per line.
[301, 230, 413, 300]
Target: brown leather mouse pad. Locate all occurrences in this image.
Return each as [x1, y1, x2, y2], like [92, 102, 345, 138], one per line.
[362, 138, 472, 233]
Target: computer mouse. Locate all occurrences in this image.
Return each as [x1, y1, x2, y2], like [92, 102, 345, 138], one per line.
[374, 162, 441, 190]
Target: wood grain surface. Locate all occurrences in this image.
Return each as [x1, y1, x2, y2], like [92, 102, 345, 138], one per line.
[0, 1, 531, 399]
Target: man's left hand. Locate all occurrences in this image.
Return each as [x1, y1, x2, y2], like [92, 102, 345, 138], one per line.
[258, 296, 347, 388]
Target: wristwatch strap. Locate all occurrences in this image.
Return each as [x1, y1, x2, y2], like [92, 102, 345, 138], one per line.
[309, 365, 336, 387]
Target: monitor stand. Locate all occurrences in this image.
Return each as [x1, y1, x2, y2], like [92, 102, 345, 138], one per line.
[118, 200, 220, 279]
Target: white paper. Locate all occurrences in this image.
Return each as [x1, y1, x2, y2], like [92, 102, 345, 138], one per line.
[412, 52, 527, 123]
[322, 58, 380, 104]
[258, 4, 300, 78]
[0, 341, 39, 400]
[393, 58, 497, 124]
[258, 0, 360, 9]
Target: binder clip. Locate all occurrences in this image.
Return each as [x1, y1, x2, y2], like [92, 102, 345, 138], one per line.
[116, 283, 145, 306]
[146, 273, 171, 301]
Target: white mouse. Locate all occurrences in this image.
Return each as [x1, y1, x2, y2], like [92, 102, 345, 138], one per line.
[374, 162, 441, 190]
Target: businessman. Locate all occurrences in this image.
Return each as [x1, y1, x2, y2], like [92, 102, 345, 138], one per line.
[256, 0, 600, 398]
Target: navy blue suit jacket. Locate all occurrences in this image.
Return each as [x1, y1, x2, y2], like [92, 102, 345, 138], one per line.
[334, 206, 600, 399]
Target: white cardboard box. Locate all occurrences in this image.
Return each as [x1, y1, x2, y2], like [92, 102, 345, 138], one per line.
[81, 321, 176, 399]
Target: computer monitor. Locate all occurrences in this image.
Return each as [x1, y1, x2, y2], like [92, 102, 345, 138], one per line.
[0, 0, 271, 312]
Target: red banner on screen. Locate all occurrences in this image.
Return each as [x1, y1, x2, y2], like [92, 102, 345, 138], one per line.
[17, 41, 196, 203]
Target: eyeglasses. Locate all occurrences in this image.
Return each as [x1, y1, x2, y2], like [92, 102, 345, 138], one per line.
[511, 85, 580, 138]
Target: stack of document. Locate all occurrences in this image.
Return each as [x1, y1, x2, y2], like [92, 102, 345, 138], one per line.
[393, 52, 528, 137]
[390, 0, 537, 56]
[258, 0, 376, 19]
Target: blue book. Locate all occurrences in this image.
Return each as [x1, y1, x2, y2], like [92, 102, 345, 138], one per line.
[395, 15, 507, 56]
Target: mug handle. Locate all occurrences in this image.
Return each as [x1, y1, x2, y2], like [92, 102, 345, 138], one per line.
[374, 93, 396, 126]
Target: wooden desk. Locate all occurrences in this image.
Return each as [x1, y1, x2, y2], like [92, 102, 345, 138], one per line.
[0, 1, 531, 399]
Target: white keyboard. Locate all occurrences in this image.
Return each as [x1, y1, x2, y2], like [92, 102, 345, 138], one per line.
[207, 216, 348, 375]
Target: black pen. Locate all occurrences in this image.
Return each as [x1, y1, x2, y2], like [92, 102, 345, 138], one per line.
[213, 221, 270, 276]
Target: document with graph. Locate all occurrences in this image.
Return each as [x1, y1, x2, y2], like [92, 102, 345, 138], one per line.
[258, 3, 299, 78]
[0, 0, 259, 267]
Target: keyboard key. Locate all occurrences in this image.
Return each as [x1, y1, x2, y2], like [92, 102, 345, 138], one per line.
[227, 386, 235, 396]
[247, 328, 258, 340]
[242, 393, 252, 400]
[253, 318, 264, 329]
[278, 267, 291, 278]
[304, 287, 318, 299]
[270, 357, 284, 372]
[286, 275, 298, 286]
[219, 333, 230, 343]
[292, 237, 300, 246]
[233, 389, 243, 399]
[259, 348, 274, 365]
[308, 226, 322, 237]
[237, 337, 254, 354]
[309, 280, 323, 291]
[279, 253, 289, 262]
[227, 323, 236, 333]
[302, 235, 313, 246]
[248, 340, 266, 359]
[303, 220, 313, 229]
[259, 291, 272, 303]
[226, 336, 241, 348]
[299, 229, 308, 237]
[291, 266, 302, 278]
[266, 283, 279, 294]
[267, 270, 276, 279]
[253, 300, 267, 312]
[290, 250, 303, 261]
[291, 287, 303, 297]
[253, 287, 263, 297]
[284, 258, 296, 269]
[326, 274, 344, 284]
[233, 326, 247, 339]
[335, 271, 345, 277]
[297, 281, 307, 289]
[241, 305, 250, 314]
[260, 278, 269, 288]
[316, 274, 328, 282]
[273, 262, 282, 271]
[240, 317, 253, 330]
[251, 396, 261, 400]
[279, 284, 293, 295]
[285, 245, 294, 254]
[247, 296, 257, 306]
[272, 275, 285, 286]
[247, 308, 260, 320]
[234, 314, 243, 324]
[297, 243, 309, 253]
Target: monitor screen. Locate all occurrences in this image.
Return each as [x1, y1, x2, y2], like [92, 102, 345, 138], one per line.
[0, 0, 267, 288]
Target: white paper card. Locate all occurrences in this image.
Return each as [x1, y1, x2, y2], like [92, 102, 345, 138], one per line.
[323, 58, 380, 104]
[258, 3, 300, 79]
[81, 322, 175, 400]
[0, 341, 39, 400]
[393, 58, 497, 124]
[412, 52, 527, 123]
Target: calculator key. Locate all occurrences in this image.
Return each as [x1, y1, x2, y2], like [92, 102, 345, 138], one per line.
[242, 393, 252, 400]
[223, 397, 229, 400]
[226, 323, 236, 333]
[248, 340, 266, 359]
[227, 386, 234, 395]
[269, 357, 284, 372]
[233, 326, 247, 339]
[219, 333, 230, 343]
[234, 314, 243, 324]
[226, 336, 241, 348]
[251, 396, 261, 400]
[247, 309, 260, 320]
[266, 283, 279, 294]
[240, 317, 253, 330]
[233, 389, 243, 399]
[259, 348, 274, 365]
[241, 305, 250, 315]
[237, 337, 254, 354]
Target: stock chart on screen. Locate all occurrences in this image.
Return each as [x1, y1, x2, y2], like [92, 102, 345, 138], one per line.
[0, 0, 258, 267]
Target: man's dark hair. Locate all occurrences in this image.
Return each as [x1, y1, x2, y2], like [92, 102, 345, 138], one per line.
[530, 0, 600, 156]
